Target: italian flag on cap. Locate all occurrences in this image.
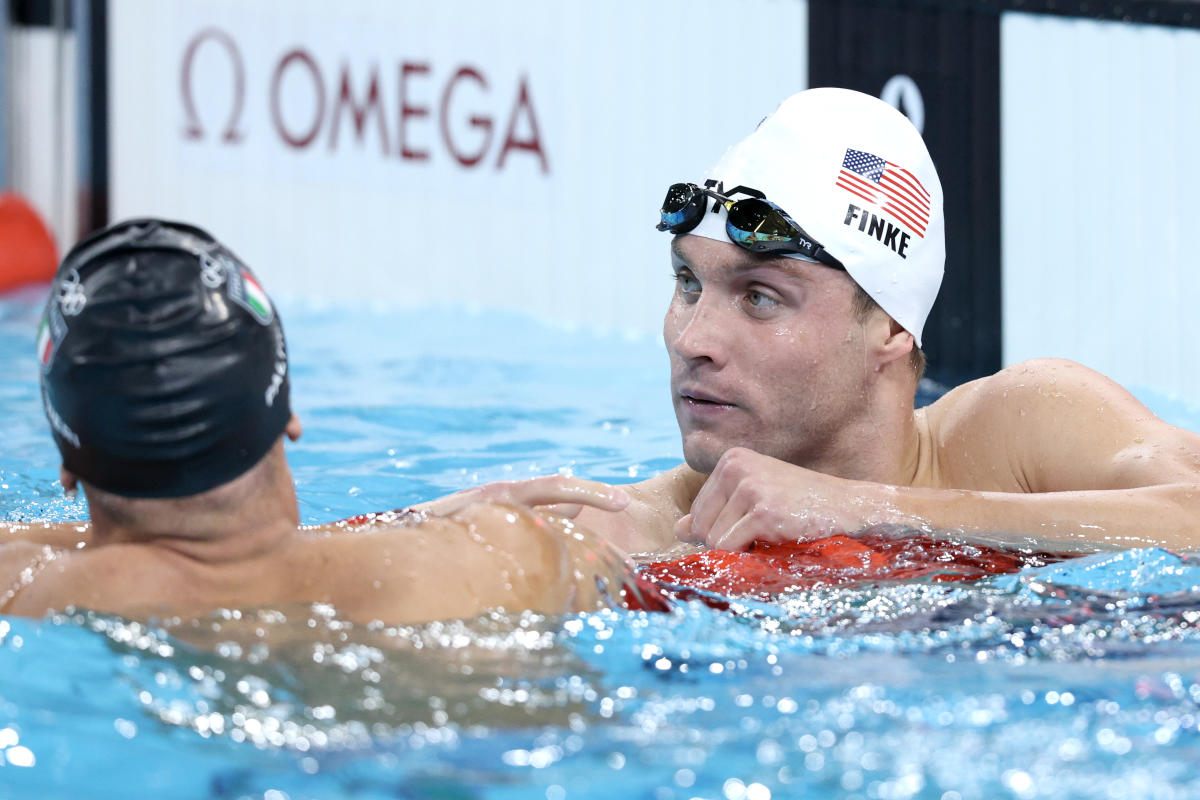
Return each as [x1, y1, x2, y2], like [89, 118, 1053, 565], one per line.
[36, 316, 54, 368]
[240, 268, 273, 322]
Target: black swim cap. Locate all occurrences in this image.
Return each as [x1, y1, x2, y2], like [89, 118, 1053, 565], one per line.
[38, 218, 291, 498]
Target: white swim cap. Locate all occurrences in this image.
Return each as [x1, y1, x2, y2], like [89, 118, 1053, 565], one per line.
[686, 87, 945, 346]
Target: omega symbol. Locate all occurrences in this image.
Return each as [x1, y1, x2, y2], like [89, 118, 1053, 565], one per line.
[181, 27, 247, 143]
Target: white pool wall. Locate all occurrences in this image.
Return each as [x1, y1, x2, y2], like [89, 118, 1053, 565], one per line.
[1001, 12, 1200, 407]
[104, 0, 809, 339]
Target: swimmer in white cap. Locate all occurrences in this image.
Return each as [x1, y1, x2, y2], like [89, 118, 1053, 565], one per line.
[460, 87, 1200, 555]
[0, 219, 648, 622]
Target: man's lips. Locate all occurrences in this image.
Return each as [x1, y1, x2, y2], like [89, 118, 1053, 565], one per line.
[678, 387, 737, 408]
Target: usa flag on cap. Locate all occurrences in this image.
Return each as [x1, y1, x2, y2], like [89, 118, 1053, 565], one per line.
[835, 148, 931, 237]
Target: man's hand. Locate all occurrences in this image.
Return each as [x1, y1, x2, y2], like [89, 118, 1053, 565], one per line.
[416, 475, 631, 519]
[675, 447, 895, 550]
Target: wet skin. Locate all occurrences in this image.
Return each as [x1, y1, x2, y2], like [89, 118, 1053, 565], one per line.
[572, 235, 1200, 554]
[0, 440, 637, 622]
[665, 234, 905, 480]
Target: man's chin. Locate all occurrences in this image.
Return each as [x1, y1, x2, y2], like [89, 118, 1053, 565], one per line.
[680, 435, 724, 475]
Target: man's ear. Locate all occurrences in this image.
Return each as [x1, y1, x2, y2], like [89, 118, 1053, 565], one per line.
[60, 467, 78, 497]
[875, 317, 915, 368]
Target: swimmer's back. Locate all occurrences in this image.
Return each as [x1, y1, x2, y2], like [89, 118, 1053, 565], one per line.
[1, 503, 627, 623]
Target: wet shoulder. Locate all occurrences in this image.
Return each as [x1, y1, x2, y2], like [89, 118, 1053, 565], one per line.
[6, 542, 213, 619]
[0, 543, 126, 616]
[923, 358, 1169, 492]
[921, 359, 1106, 491]
[928, 358, 1134, 425]
[0, 541, 60, 614]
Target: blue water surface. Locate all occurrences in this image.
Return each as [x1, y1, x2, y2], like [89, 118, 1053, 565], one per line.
[3, 289, 1200, 800]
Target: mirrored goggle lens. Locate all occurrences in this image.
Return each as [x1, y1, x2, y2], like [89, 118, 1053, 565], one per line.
[725, 199, 796, 243]
[658, 184, 705, 232]
[661, 183, 698, 213]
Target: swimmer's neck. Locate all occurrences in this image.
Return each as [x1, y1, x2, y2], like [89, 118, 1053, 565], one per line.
[84, 453, 302, 563]
[895, 408, 931, 488]
[90, 505, 299, 564]
[797, 396, 926, 489]
[795, 352, 929, 487]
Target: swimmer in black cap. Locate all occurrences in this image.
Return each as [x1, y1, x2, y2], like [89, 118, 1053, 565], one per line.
[1, 219, 639, 622]
[39, 218, 292, 499]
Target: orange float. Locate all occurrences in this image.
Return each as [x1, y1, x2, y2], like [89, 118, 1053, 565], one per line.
[0, 193, 58, 292]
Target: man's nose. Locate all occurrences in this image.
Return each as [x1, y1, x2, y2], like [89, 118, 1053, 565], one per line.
[669, 295, 726, 366]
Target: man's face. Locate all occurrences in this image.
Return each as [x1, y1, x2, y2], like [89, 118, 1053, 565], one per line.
[663, 235, 873, 474]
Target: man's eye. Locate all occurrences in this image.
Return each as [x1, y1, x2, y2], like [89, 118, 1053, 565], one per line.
[746, 289, 778, 308]
[673, 272, 700, 293]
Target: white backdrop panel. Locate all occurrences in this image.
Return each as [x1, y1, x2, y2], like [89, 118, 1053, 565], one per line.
[1001, 12, 1200, 405]
[109, 0, 809, 335]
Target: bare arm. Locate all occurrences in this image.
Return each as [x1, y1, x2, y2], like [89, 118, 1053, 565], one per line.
[325, 502, 642, 624]
[413, 467, 707, 557]
[685, 452, 1200, 551]
[680, 360, 1200, 551]
[888, 482, 1200, 550]
[411, 475, 631, 518]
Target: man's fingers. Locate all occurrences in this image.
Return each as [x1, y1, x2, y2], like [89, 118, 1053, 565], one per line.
[418, 477, 630, 518]
[680, 503, 759, 552]
[703, 497, 759, 551]
[684, 482, 723, 543]
[683, 467, 742, 547]
[536, 502, 584, 519]
[674, 513, 699, 542]
[711, 516, 758, 552]
[413, 488, 478, 516]
[686, 455, 747, 542]
[502, 477, 630, 511]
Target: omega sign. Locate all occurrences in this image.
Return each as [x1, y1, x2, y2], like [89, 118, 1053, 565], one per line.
[180, 27, 549, 173]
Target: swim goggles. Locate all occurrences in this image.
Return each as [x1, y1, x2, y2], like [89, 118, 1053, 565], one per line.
[656, 182, 845, 270]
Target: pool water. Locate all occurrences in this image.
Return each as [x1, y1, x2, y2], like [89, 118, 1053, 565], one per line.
[3, 289, 1200, 800]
